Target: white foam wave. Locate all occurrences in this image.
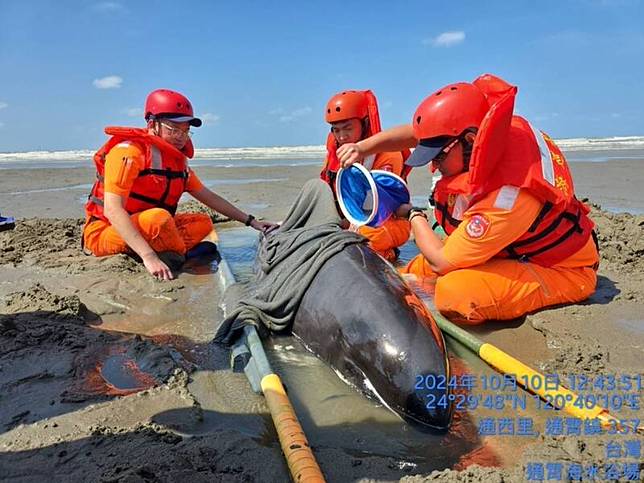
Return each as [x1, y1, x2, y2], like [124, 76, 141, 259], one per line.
[1, 136, 643, 166]
[0, 150, 93, 163]
[0, 145, 326, 163]
[190, 160, 320, 168]
[556, 136, 644, 151]
[194, 145, 325, 160]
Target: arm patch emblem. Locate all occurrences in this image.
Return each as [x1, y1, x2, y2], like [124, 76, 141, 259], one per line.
[465, 214, 490, 239]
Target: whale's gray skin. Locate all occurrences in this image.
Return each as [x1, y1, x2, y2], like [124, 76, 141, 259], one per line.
[291, 244, 452, 431]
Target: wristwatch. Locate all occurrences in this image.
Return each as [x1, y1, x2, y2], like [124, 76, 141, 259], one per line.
[245, 214, 255, 226]
[408, 208, 428, 222]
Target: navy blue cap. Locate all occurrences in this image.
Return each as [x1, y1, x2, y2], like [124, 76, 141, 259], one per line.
[154, 113, 202, 127]
[404, 137, 452, 167]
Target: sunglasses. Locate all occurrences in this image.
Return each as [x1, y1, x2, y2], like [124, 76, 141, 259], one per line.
[432, 137, 460, 163]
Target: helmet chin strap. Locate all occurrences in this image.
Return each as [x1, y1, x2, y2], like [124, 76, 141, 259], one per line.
[460, 128, 478, 172]
[148, 120, 160, 136]
[462, 140, 473, 172]
[360, 117, 370, 139]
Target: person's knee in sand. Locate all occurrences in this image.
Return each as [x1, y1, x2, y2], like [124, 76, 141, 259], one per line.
[82, 89, 279, 281]
[320, 90, 411, 261]
[337, 74, 599, 324]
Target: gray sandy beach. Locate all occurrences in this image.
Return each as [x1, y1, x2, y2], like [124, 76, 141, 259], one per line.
[1, 157, 642, 482]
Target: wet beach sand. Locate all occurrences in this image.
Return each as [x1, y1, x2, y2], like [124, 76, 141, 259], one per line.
[0, 159, 642, 482]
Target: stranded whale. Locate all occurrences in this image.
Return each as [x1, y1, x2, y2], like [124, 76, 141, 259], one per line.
[216, 179, 452, 430]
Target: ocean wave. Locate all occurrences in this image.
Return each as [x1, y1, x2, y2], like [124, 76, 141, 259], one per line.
[190, 160, 321, 168]
[555, 136, 644, 150]
[0, 145, 326, 163]
[0, 150, 94, 162]
[195, 145, 325, 160]
[1, 136, 643, 166]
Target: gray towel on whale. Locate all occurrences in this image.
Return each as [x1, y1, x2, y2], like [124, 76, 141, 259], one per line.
[214, 179, 365, 345]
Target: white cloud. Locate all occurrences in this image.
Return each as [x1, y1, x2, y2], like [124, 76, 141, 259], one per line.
[424, 31, 466, 47]
[93, 2, 125, 13]
[279, 106, 312, 123]
[201, 113, 220, 125]
[0, 102, 7, 110]
[93, 75, 123, 89]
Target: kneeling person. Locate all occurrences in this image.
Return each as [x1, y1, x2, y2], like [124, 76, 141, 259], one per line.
[83, 89, 277, 280]
[321, 90, 411, 261]
[338, 75, 599, 324]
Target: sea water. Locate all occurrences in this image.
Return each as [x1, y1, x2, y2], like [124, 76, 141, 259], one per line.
[2, 135, 644, 169]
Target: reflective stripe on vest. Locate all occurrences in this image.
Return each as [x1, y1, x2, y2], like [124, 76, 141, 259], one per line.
[528, 122, 555, 187]
[362, 154, 376, 170]
[151, 145, 162, 170]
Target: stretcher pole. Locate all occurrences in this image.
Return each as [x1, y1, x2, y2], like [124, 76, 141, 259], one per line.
[217, 254, 326, 482]
[432, 311, 642, 434]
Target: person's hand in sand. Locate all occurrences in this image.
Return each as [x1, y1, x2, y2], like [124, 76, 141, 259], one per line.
[142, 252, 174, 281]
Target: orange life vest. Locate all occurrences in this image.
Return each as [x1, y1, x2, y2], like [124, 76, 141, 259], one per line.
[85, 127, 194, 222]
[431, 116, 595, 266]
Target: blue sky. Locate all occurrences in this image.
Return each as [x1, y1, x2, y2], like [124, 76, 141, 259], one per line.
[0, 0, 643, 151]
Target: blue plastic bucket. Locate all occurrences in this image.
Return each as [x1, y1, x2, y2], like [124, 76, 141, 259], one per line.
[336, 164, 410, 227]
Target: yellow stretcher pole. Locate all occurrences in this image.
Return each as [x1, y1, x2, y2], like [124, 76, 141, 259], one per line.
[432, 310, 642, 433]
[261, 373, 326, 481]
[245, 326, 325, 482]
[219, 255, 325, 482]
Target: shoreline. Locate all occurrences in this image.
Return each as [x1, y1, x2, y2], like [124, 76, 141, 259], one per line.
[1, 158, 643, 219]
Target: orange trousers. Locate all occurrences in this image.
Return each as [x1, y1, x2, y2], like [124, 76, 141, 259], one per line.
[401, 255, 597, 324]
[359, 217, 411, 262]
[83, 208, 214, 257]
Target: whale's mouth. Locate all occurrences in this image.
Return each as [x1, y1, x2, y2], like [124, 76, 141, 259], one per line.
[359, 367, 453, 432]
[398, 406, 453, 433]
[290, 290, 453, 431]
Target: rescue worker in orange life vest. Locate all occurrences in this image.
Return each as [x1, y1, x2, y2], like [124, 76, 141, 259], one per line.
[321, 90, 411, 261]
[337, 74, 599, 324]
[83, 89, 278, 281]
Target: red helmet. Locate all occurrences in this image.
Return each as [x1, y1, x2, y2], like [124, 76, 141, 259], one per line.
[405, 82, 490, 167]
[144, 89, 202, 127]
[325, 91, 370, 123]
[412, 82, 489, 140]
